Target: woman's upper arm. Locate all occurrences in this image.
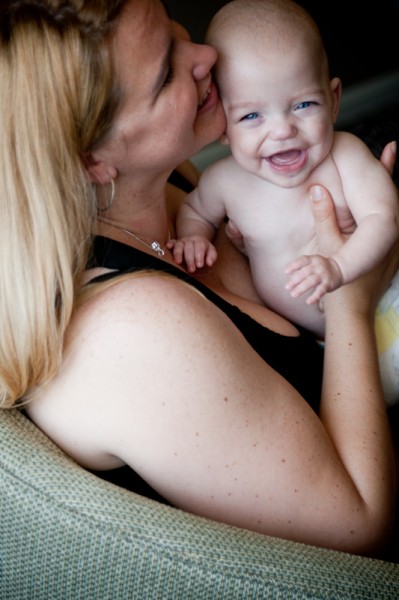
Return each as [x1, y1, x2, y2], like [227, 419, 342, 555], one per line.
[28, 273, 392, 552]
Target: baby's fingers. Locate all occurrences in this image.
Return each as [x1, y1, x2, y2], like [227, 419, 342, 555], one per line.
[168, 238, 217, 272]
[185, 239, 217, 272]
[168, 239, 185, 265]
[204, 245, 218, 267]
[305, 283, 329, 305]
[285, 255, 311, 276]
[183, 240, 203, 272]
[286, 271, 320, 298]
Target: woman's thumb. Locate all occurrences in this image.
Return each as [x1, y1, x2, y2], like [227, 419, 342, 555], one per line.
[310, 185, 342, 256]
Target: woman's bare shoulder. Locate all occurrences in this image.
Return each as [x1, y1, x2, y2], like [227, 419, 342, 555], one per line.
[27, 272, 256, 465]
[67, 272, 219, 370]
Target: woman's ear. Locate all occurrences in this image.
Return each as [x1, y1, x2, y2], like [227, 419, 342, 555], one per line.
[83, 152, 117, 185]
[330, 77, 342, 124]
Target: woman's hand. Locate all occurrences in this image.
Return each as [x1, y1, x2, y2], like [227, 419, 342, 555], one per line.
[311, 140, 398, 314]
[380, 140, 397, 177]
[308, 140, 397, 258]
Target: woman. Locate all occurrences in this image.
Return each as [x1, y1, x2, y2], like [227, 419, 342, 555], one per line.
[0, 0, 397, 556]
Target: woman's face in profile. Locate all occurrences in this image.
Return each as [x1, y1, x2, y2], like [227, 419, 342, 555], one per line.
[102, 0, 226, 176]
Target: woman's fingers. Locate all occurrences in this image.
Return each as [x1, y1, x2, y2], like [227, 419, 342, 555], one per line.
[380, 141, 397, 176]
[310, 185, 345, 257]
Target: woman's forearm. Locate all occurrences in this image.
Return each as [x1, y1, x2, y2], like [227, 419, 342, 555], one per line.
[320, 283, 396, 548]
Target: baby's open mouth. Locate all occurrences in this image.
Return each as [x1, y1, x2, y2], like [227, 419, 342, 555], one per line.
[269, 149, 302, 165]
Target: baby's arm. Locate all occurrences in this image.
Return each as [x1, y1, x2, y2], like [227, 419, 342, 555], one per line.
[170, 160, 230, 272]
[286, 133, 399, 304]
[171, 187, 218, 272]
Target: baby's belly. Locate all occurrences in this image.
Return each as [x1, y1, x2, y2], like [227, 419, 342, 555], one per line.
[251, 263, 326, 339]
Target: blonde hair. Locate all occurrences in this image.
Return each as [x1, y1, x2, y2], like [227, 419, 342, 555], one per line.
[0, 0, 125, 406]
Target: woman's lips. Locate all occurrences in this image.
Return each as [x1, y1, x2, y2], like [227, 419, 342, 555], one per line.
[197, 82, 218, 114]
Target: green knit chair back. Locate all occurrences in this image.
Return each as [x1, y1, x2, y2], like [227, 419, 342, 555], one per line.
[1, 408, 398, 599]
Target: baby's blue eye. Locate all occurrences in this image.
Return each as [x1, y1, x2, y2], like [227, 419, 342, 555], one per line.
[241, 112, 260, 121]
[295, 101, 317, 110]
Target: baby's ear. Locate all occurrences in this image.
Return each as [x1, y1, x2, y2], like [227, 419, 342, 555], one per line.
[219, 132, 230, 146]
[330, 77, 342, 124]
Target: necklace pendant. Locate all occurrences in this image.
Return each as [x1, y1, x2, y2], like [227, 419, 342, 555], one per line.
[151, 241, 165, 256]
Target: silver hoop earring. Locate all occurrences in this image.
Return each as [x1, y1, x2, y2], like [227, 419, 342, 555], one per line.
[97, 178, 115, 212]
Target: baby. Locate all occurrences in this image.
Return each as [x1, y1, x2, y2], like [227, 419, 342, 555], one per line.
[170, 0, 399, 404]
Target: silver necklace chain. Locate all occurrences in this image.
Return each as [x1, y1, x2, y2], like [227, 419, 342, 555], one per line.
[97, 216, 170, 257]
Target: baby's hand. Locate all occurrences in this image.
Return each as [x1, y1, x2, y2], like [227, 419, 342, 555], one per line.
[284, 254, 343, 305]
[167, 236, 217, 273]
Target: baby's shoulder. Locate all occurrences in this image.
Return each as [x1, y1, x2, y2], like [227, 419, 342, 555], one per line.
[201, 154, 244, 183]
[331, 130, 374, 161]
[199, 155, 257, 202]
[195, 157, 245, 208]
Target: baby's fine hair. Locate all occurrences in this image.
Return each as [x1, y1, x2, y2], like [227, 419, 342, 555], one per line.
[206, 0, 328, 76]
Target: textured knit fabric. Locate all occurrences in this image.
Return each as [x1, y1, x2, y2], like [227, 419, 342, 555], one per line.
[1, 408, 398, 599]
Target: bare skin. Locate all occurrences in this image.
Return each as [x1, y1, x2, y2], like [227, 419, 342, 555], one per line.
[171, 3, 399, 340]
[26, 0, 397, 555]
[28, 182, 397, 554]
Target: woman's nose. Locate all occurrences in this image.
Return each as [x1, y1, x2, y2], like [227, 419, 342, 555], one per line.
[172, 20, 217, 80]
[191, 43, 217, 81]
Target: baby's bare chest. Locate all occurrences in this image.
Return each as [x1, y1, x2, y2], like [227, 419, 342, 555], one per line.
[226, 188, 317, 260]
